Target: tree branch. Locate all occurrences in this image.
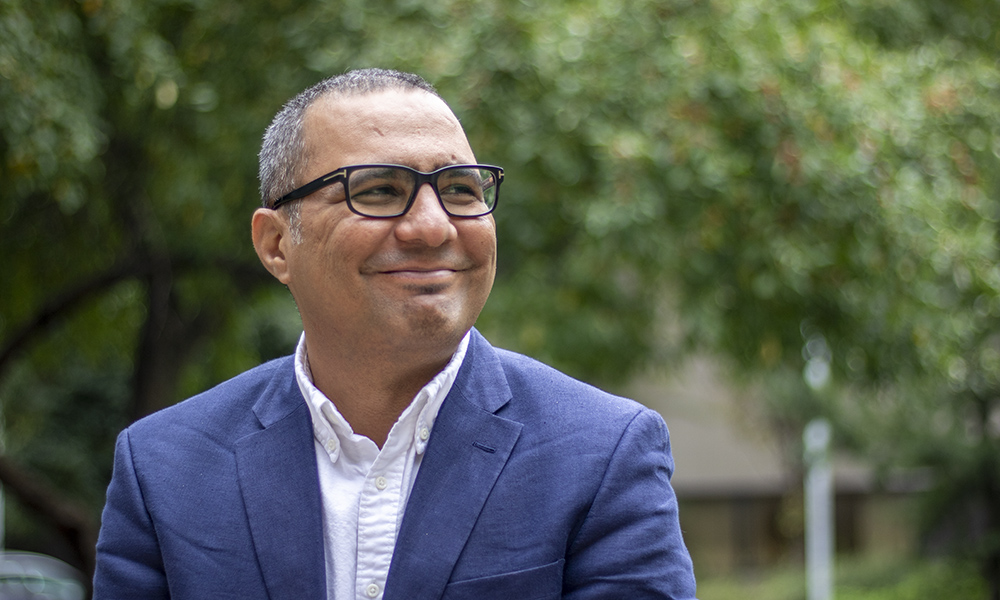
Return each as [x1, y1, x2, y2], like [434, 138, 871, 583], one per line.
[0, 261, 149, 380]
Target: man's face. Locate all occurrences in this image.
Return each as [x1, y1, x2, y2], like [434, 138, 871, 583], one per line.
[275, 90, 496, 357]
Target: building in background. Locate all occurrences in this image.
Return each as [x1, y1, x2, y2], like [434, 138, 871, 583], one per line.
[622, 358, 922, 576]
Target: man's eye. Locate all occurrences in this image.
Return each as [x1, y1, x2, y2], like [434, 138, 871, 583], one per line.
[441, 179, 485, 200]
[441, 183, 477, 195]
[356, 185, 394, 196]
[353, 184, 408, 202]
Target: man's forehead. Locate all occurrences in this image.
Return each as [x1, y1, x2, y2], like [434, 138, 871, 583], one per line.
[299, 88, 472, 166]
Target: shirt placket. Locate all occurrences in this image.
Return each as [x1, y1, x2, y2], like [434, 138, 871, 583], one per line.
[355, 440, 408, 599]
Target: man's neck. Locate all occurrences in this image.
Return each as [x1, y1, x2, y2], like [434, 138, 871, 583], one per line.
[303, 335, 459, 448]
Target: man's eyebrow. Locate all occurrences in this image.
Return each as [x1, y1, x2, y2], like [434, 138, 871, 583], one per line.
[377, 160, 472, 172]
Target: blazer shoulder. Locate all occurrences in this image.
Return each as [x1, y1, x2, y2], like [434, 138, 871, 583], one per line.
[127, 355, 297, 446]
[491, 346, 653, 428]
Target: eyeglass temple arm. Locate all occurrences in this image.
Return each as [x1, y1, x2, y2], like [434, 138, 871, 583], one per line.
[271, 169, 347, 209]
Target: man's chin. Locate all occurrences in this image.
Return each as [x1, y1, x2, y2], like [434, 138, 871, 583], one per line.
[404, 308, 461, 340]
[392, 302, 471, 344]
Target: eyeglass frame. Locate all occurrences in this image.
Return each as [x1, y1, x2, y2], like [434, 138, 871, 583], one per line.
[268, 163, 504, 218]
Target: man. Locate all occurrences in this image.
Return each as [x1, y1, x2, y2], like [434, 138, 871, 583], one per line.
[93, 68, 697, 599]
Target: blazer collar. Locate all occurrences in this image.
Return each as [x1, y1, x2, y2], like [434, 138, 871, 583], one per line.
[384, 329, 523, 600]
[447, 327, 513, 413]
[236, 360, 326, 600]
[250, 357, 307, 427]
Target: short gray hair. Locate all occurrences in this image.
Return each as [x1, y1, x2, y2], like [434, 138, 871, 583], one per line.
[258, 68, 441, 209]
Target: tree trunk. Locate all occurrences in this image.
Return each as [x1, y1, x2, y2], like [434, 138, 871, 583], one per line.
[129, 259, 223, 421]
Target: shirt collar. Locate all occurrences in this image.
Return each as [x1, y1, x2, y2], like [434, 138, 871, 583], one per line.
[294, 332, 470, 463]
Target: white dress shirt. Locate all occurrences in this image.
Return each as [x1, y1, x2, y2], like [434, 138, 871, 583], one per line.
[294, 332, 470, 600]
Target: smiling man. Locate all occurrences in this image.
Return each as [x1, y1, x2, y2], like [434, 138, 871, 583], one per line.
[93, 69, 697, 600]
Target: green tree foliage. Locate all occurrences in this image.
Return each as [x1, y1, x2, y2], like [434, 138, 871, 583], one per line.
[2, 0, 1000, 592]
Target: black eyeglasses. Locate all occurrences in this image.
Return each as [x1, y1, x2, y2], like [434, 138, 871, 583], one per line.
[270, 164, 504, 218]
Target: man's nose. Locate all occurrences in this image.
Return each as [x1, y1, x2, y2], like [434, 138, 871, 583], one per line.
[394, 183, 457, 246]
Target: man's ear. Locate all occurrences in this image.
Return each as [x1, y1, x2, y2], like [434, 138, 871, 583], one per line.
[251, 208, 293, 284]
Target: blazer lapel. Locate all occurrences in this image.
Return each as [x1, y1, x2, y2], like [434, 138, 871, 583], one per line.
[234, 368, 326, 600]
[384, 331, 522, 600]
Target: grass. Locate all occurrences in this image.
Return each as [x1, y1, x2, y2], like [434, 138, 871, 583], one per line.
[695, 555, 987, 600]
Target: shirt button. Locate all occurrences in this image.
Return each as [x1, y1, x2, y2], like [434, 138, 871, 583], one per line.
[324, 439, 337, 453]
[366, 582, 381, 598]
[419, 427, 430, 441]
[375, 476, 388, 490]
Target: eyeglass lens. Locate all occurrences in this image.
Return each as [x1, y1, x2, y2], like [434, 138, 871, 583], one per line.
[347, 166, 498, 217]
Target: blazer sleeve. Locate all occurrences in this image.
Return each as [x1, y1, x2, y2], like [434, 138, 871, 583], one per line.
[563, 407, 697, 600]
[93, 429, 171, 600]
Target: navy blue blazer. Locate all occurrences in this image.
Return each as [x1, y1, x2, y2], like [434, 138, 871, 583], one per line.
[94, 329, 697, 599]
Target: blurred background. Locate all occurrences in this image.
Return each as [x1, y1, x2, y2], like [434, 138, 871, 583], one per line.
[1, 0, 999, 597]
